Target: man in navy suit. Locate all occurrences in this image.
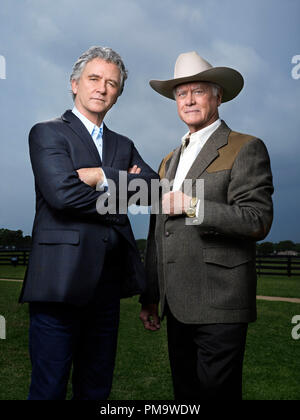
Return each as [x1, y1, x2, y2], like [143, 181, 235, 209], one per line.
[19, 46, 159, 400]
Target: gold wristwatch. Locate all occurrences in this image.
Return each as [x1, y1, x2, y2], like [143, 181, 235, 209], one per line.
[185, 197, 198, 218]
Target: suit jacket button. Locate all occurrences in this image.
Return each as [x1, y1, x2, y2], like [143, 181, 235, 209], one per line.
[103, 237, 109, 242]
[165, 231, 170, 237]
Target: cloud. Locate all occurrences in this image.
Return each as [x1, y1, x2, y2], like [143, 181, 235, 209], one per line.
[0, 0, 299, 242]
[210, 40, 269, 79]
[170, 4, 204, 26]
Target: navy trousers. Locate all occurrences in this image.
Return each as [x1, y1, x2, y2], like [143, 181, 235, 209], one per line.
[28, 229, 122, 400]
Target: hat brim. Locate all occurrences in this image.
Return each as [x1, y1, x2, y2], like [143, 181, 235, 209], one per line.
[149, 67, 244, 103]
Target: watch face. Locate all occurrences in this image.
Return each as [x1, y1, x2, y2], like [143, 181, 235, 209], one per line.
[186, 208, 196, 218]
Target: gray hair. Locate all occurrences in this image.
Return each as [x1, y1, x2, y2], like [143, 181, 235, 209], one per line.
[173, 81, 222, 99]
[210, 83, 222, 97]
[70, 46, 128, 100]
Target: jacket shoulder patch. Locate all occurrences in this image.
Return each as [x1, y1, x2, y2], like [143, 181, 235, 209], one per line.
[158, 150, 175, 178]
[206, 131, 255, 173]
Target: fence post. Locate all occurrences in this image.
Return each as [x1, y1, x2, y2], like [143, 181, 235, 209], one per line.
[287, 256, 291, 277]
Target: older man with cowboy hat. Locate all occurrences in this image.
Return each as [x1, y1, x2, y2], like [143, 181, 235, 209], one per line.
[139, 51, 274, 400]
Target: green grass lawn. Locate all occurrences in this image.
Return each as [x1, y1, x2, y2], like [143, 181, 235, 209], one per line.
[1, 265, 300, 298]
[1, 276, 300, 400]
[0, 281, 31, 400]
[0, 281, 172, 400]
[257, 275, 300, 298]
[243, 301, 300, 400]
[0, 265, 26, 280]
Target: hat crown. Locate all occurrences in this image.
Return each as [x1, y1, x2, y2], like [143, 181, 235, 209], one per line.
[149, 50, 244, 103]
[174, 51, 213, 79]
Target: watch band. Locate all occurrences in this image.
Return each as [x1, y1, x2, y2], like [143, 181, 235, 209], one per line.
[186, 197, 199, 218]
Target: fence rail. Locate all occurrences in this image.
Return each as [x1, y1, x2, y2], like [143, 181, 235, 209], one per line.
[256, 255, 300, 277]
[0, 249, 30, 266]
[1, 250, 300, 277]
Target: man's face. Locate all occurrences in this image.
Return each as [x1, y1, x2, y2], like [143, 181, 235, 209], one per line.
[71, 58, 121, 122]
[175, 82, 222, 133]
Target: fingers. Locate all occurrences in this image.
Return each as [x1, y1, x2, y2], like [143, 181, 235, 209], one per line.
[76, 168, 103, 187]
[76, 168, 84, 180]
[151, 313, 161, 329]
[128, 165, 141, 174]
[139, 306, 160, 331]
[77, 168, 90, 184]
[128, 165, 140, 174]
[162, 192, 172, 214]
[142, 319, 158, 331]
[162, 192, 177, 215]
[162, 192, 191, 215]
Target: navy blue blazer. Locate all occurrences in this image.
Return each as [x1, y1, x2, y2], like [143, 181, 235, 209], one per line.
[19, 110, 159, 306]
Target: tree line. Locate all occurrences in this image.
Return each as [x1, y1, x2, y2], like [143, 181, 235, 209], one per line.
[0, 229, 32, 249]
[257, 240, 300, 255]
[0, 228, 299, 256]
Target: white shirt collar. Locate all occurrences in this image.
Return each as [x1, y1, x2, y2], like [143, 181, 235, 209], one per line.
[181, 118, 221, 147]
[72, 106, 103, 136]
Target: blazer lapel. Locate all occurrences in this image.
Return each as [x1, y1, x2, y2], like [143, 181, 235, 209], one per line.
[61, 110, 102, 165]
[160, 146, 181, 222]
[182, 120, 231, 186]
[162, 121, 231, 221]
[165, 146, 181, 183]
[102, 124, 118, 167]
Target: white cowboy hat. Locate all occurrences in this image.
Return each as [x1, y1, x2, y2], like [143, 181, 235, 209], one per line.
[149, 51, 244, 103]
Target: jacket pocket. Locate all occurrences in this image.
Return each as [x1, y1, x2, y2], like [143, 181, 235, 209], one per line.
[203, 247, 256, 309]
[37, 229, 80, 245]
[203, 247, 250, 268]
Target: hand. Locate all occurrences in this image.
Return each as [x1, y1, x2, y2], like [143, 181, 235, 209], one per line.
[77, 167, 104, 187]
[139, 304, 160, 331]
[128, 164, 141, 174]
[162, 191, 191, 216]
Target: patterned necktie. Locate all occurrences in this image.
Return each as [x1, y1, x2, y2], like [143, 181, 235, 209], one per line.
[91, 125, 103, 160]
[181, 134, 191, 153]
